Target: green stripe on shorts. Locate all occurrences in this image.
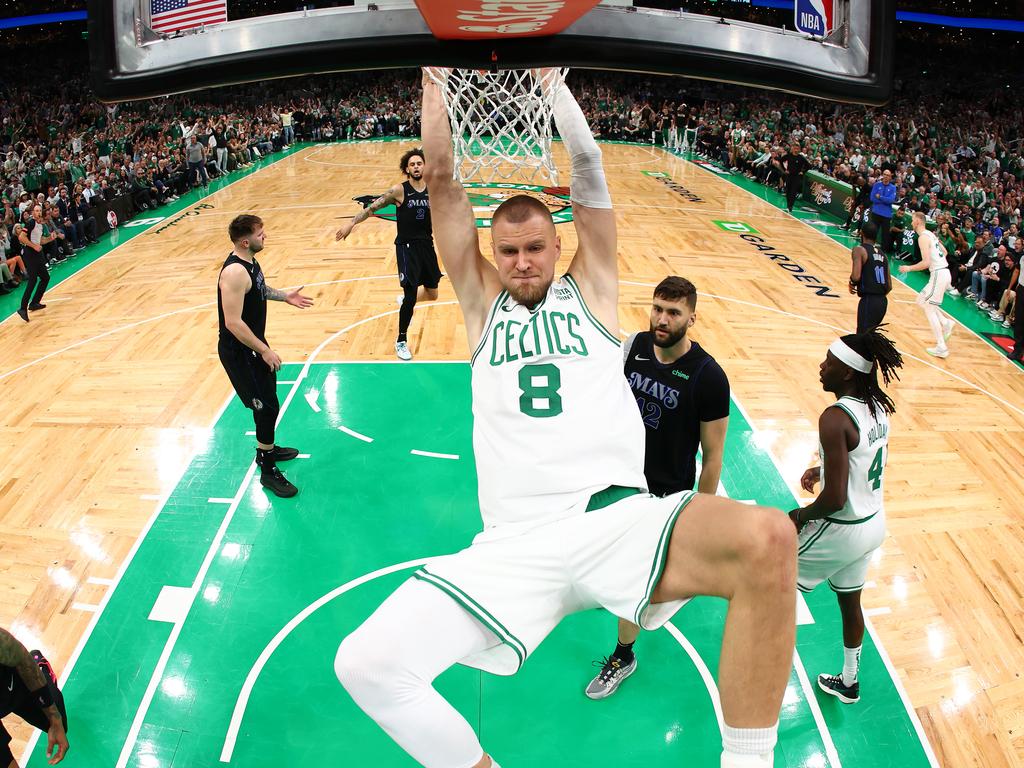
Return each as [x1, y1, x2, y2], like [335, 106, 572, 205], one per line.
[634, 491, 697, 626]
[414, 569, 527, 667]
[797, 521, 832, 556]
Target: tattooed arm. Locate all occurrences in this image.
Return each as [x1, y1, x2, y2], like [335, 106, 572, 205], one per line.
[0, 627, 69, 763]
[264, 284, 314, 309]
[335, 183, 405, 241]
[0, 627, 47, 692]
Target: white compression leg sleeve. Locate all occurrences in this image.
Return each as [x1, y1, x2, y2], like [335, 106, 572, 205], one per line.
[551, 82, 611, 209]
[336, 578, 500, 768]
[924, 304, 946, 347]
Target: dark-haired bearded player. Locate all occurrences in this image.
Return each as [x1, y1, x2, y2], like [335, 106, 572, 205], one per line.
[336, 148, 442, 361]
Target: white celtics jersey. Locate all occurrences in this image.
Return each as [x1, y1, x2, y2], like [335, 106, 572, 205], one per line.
[820, 396, 889, 522]
[470, 274, 647, 535]
[920, 229, 948, 270]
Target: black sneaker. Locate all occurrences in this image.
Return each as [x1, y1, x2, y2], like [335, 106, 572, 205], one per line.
[270, 445, 299, 462]
[28, 303, 47, 311]
[584, 655, 637, 700]
[817, 673, 860, 703]
[260, 466, 298, 498]
[30, 650, 57, 686]
[17, 307, 29, 322]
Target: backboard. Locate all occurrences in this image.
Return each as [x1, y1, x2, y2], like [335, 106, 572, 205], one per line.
[88, 0, 893, 104]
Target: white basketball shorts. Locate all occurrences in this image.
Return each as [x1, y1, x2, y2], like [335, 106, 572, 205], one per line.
[797, 512, 885, 593]
[414, 490, 697, 675]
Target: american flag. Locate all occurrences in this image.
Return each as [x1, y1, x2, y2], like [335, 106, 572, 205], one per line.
[151, 0, 227, 34]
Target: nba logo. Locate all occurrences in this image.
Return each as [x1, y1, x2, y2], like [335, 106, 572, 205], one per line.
[794, 0, 833, 36]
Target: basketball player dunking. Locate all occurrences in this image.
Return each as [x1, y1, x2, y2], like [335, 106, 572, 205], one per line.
[336, 149, 442, 361]
[217, 215, 313, 498]
[790, 327, 903, 704]
[334, 69, 796, 768]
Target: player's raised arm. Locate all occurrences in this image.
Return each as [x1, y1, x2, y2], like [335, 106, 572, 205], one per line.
[548, 73, 618, 330]
[420, 68, 500, 343]
[336, 184, 404, 241]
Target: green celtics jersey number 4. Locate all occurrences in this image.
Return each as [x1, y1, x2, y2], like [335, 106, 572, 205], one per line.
[821, 396, 890, 523]
[470, 275, 647, 535]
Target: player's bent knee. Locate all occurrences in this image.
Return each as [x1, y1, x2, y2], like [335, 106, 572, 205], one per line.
[740, 507, 797, 584]
[335, 630, 388, 698]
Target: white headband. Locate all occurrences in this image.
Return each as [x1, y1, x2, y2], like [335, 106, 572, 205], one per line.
[829, 339, 873, 374]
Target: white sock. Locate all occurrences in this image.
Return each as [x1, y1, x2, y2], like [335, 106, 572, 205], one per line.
[843, 645, 862, 686]
[722, 752, 773, 767]
[722, 722, 777, 767]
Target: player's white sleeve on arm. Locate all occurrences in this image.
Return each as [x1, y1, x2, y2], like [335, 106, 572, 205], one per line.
[552, 83, 612, 209]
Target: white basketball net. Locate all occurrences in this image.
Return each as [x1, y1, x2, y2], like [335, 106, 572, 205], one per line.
[426, 68, 569, 185]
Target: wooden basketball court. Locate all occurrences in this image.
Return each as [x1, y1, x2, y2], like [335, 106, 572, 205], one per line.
[1, 140, 1022, 767]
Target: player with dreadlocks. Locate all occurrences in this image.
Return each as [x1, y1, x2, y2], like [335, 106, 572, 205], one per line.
[789, 325, 903, 704]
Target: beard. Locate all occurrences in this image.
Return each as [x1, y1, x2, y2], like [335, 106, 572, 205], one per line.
[650, 323, 687, 348]
[250, 239, 265, 254]
[507, 277, 550, 308]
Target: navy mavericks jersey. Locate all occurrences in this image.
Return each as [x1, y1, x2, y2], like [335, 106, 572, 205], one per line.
[624, 332, 730, 495]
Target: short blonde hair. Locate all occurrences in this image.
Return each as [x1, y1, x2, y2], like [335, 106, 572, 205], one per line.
[912, 211, 926, 225]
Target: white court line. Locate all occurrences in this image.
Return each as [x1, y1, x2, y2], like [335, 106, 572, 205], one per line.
[792, 650, 843, 767]
[410, 449, 460, 460]
[245, 431, 256, 436]
[71, 603, 100, 613]
[139, 494, 162, 501]
[207, 497, 235, 505]
[118, 299, 462, 766]
[220, 557, 435, 762]
[297, 454, 311, 459]
[865, 606, 893, 617]
[277, 380, 297, 384]
[19, 390, 237, 766]
[865, 616, 941, 768]
[338, 425, 374, 443]
[115, 370, 309, 768]
[86, 577, 114, 586]
[707, 364, 934, 764]
[304, 391, 321, 412]
[662, 622, 723, 733]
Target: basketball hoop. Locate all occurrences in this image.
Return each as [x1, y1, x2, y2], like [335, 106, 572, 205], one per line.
[426, 68, 569, 185]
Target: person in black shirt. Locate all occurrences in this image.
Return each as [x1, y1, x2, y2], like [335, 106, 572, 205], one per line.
[849, 220, 891, 334]
[0, 626, 68, 766]
[218, 214, 313, 498]
[336, 148, 442, 361]
[15, 206, 56, 323]
[783, 142, 810, 213]
[585, 275, 731, 700]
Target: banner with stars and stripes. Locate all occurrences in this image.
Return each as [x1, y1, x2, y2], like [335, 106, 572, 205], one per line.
[150, 0, 227, 34]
